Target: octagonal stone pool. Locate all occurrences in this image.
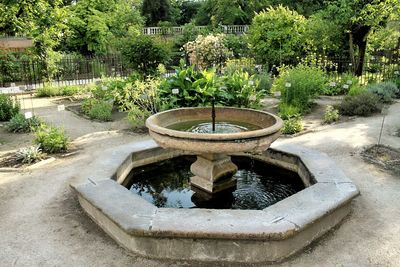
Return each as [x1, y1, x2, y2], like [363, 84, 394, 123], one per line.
[71, 140, 359, 263]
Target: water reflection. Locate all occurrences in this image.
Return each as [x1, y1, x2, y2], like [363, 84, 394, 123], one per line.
[126, 156, 304, 210]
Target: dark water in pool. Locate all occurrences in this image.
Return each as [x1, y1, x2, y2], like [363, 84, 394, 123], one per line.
[125, 156, 305, 210]
[167, 120, 261, 134]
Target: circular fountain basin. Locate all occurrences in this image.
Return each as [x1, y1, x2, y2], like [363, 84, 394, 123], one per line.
[146, 107, 283, 154]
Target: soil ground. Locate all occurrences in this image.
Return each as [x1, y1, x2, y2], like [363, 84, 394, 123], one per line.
[0, 95, 400, 267]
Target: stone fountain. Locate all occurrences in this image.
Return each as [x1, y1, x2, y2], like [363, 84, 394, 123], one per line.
[146, 107, 283, 194]
[72, 106, 359, 263]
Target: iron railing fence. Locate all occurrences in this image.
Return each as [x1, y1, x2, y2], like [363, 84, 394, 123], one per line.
[142, 25, 249, 35]
[0, 54, 131, 89]
[1, 53, 399, 90]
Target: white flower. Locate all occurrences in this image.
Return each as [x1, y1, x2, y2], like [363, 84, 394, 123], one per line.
[285, 82, 292, 88]
[330, 82, 336, 87]
[172, 88, 179, 94]
[346, 80, 353, 85]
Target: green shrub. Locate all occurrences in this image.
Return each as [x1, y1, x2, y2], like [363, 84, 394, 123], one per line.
[249, 5, 306, 66]
[273, 65, 327, 113]
[61, 85, 81, 96]
[338, 92, 381, 116]
[224, 58, 257, 75]
[223, 34, 249, 58]
[392, 76, 400, 97]
[348, 85, 367, 96]
[0, 94, 20, 121]
[16, 145, 44, 164]
[82, 98, 113, 121]
[323, 105, 340, 124]
[278, 103, 301, 120]
[81, 98, 96, 114]
[159, 63, 221, 109]
[325, 73, 359, 95]
[92, 77, 128, 102]
[33, 125, 69, 153]
[36, 86, 59, 97]
[367, 82, 399, 103]
[88, 101, 113, 121]
[36, 85, 82, 97]
[6, 114, 42, 133]
[254, 71, 272, 94]
[221, 70, 266, 108]
[281, 116, 303, 135]
[127, 105, 151, 130]
[115, 77, 161, 112]
[122, 35, 171, 75]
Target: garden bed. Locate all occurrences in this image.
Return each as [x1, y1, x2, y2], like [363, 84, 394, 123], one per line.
[66, 103, 126, 122]
[0, 152, 54, 170]
[362, 145, 400, 175]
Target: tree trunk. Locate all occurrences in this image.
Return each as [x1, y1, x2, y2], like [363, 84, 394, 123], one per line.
[348, 32, 356, 73]
[350, 25, 371, 77]
[355, 39, 367, 76]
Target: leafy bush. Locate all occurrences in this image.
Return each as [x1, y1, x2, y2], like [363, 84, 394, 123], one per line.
[92, 77, 127, 102]
[367, 82, 399, 103]
[36, 85, 82, 97]
[338, 92, 381, 116]
[183, 34, 232, 70]
[278, 103, 301, 120]
[16, 146, 44, 164]
[325, 73, 359, 95]
[159, 63, 221, 109]
[392, 76, 400, 97]
[0, 94, 20, 121]
[127, 105, 152, 130]
[82, 98, 113, 121]
[223, 35, 249, 58]
[348, 85, 367, 96]
[254, 71, 272, 94]
[224, 58, 257, 75]
[115, 77, 161, 112]
[36, 86, 59, 97]
[33, 125, 69, 153]
[273, 65, 327, 113]
[61, 85, 81, 96]
[281, 116, 303, 135]
[323, 105, 340, 124]
[249, 5, 306, 66]
[6, 114, 42, 133]
[122, 35, 171, 75]
[221, 70, 266, 108]
[122, 78, 161, 129]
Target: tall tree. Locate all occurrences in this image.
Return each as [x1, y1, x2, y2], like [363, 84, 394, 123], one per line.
[64, 0, 143, 55]
[248, 5, 307, 66]
[0, 0, 68, 79]
[195, 0, 270, 26]
[141, 0, 170, 26]
[323, 0, 398, 76]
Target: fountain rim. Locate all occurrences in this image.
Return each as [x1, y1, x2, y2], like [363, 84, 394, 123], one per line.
[146, 107, 283, 141]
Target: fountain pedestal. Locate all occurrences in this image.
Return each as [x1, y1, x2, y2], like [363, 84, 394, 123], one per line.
[190, 154, 238, 193]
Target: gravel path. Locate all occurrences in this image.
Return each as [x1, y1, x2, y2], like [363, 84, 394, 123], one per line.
[0, 99, 399, 267]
